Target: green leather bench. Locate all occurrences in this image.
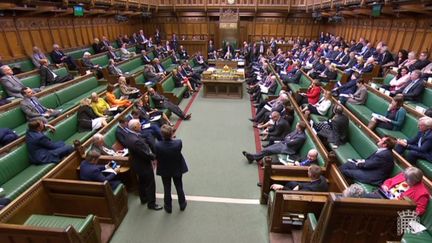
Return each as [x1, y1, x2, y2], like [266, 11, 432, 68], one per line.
[402, 200, 432, 243]
[6, 58, 35, 73]
[0, 145, 55, 200]
[372, 72, 395, 88]
[375, 113, 418, 140]
[158, 76, 187, 105]
[331, 120, 403, 192]
[24, 214, 99, 242]
[161, 57, 177, 73]
[405, 87, 432, 111]
[66, 47, 94, 60]
[346, 90, 388, 125]
[90, 54, 110, 68]
[287, 74, 311, 93]
[46, 113, 96, 145]
[118, 57, 144, 75]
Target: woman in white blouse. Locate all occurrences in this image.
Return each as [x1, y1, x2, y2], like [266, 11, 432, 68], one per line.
[302, 90, 332, 120]
[384, 67, 410, 94]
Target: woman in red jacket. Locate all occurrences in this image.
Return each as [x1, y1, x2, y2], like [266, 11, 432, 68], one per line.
[380, 167, 430, 216]
[295, 79, 322, 106]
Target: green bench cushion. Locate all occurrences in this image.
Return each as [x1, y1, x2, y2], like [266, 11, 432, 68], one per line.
[375, 113, 418, 140]
[417, 160, 432, 180]
[119, 58, 143, 73]
[0, 107, 27, 134]
[405, 88, 432, 110]
[66, 48, 94, 60]
[24, 214, 95, 234]
[91, 55, 109, 68]
[9, 59, 35, 72]
[45, 114, 95, 145]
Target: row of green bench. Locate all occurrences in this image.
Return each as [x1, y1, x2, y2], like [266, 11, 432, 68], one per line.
[0, 75, 106, 137]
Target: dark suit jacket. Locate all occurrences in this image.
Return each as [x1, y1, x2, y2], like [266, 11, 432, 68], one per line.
[0, 75, 25, 98]
[26, 130, 68, 164]
[340, 149, 394, 185]
[338, 78, 357, 95]
[92, 43, 104, 54]
[115, 126, 129, 147]
[79, 160, 120, 189]
[409, 60, 430, 72]
[268, 118, 290, 138]
[124, 132, 154, 171]
[378, 51, 394, 65]
[396, 79, 425, 101]
[284, 176, 328, 192]
[155, 139, 188, 177]
[20, 97, 47, 121]
[39, 65, 56, 86]
[360, 64, 374, 74]
[407, 130, 432, 161]
[0, 128, 18, 146]
[50, 50, 66, 64]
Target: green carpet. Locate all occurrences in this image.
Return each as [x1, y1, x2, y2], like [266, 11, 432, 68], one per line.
[111, 88, 269, 243]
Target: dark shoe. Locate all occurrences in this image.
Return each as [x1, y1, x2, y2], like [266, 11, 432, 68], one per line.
[261, 143, 269, 148]
[249, 118, 255, 122]
[140, 199, 148, 205]
[180, 203, 187, 211]
[148, 204, 163, 211]
[164, 207, 172, 214]
[257, 182, 262, 187]
[183, 114, 192, 120]
[242, 151, 254, 164]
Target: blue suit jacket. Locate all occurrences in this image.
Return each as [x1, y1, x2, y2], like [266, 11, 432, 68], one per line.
[338, 79, 357, 95]
[155, 139, 188, 177]
[79, 161, 120, 190]
[407, 130, 432, 161]
[26, 130, 67, 164]
[50, 50, 66, 64]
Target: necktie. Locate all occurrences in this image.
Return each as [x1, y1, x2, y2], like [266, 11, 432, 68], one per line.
[31, 98, 45, 114]
[403, 80, 417, 94]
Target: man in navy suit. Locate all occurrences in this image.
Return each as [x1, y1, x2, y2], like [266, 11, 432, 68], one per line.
[155, 125, 188, 213]
[115, 117, 130, 147]
[261, 111, 290, 146]
[0, 128, 18, 147]
[271, 165, 328, 192]
[125, 119, 162, 211]
[395, 116, 432, 164]
[79, 150, 121, 190]
[394, 70, 425, 102]
[50, 44, 77, 70]
[242, 122, 307, 163]
[339, 136, 395, 186]
[26, 119, 74, 165]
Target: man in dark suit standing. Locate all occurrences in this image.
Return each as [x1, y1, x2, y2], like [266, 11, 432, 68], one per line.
[39, 59, 73, 86]
[394, 70, 425, 102]
[261, 111, 290, 146]
[339, 136, 395, 186]
[395, 116, 432, 164]
[155, 125, 188, 213]
[271, 165, 328, 192]
[242, 121, 307, 163]
[26, 119, 73, 165]
[50, 44, 77, 70]
[125, 119, 162, 210]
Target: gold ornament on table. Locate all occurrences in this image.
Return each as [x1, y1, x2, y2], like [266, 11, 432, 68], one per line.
[223, 65, 230, 72]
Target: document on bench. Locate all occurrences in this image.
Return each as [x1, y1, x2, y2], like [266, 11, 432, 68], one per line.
[264, 104, 272, 111]
[141, 123, 151, 129]
[150, 115, 161, 122]
[102, 168, 117, 175]
[109, 107, 118, 112]
[278, 154, 295, 166]
[372, 113, 391, 122]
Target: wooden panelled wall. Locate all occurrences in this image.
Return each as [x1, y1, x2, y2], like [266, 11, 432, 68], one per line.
[139, 17, 321, 47]
[325, 18, 432, 55]
[0, 17, 135, 61]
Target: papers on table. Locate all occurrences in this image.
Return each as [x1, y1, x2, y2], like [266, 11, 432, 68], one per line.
[141, 123, 151, 129]
[109, 107, 118, 112]
[260, 86, 269, 94]
[207, 67, 216, 72]
[102, 168, 117, 175]
[278, 154, 295, 166]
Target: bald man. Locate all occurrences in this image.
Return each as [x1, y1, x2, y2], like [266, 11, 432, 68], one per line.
[294, 149, 319, 166]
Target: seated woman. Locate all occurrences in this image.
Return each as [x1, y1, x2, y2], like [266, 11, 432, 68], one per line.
[78, 98, 107, 132]
[295, 79, 322, 106]
[106, 84, 132, 108]
[365, 167, 430, 216]
[383, 67, 410, 94]
[345, 79, 368, 105]
[91, 92, 111, 117]
[118, 76, 141, 99]
[139, 94, 172, 126]
[368, 95, 406, 131]
[302, 91, 332, 120]
[79, 150, 121, 190]
[172, 68, 194, 94]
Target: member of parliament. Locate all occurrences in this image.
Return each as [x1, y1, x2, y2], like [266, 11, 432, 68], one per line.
[1, 0, 432, 242]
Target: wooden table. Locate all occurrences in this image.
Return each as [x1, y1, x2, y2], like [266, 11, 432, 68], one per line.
[201, 67, 245, 99]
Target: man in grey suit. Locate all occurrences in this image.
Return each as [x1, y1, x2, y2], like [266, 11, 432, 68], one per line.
[0, 65, 40, 98]
[20, 87, 61, 123]
[242, 121, 307, 163]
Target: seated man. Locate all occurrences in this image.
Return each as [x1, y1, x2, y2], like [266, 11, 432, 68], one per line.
[270, 165, 328, 192]
[26, 119, 74, 165]
[32, 46, 51, 68]
[0, 128, 18, 147]
[293, 149, 319, 166]
[82, 52, 103, 79]
[339, 136, 395, 186]
[394, 70, 425, 102]
[260, 111, 290, 146]
[395, 116, 432, 164]
[115, 117, 131, 147]
[0, 65, 40, 98]
[148, 88, 191, 120]
[242, 121, 307, 163]
[20, 87, 61, 123]
[79, 150, 121, 190]
[143, 64, 164, 84]
[39, 59, 73, 86]
[50, 44, 77, 70]
[90, 133, 125, 156]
